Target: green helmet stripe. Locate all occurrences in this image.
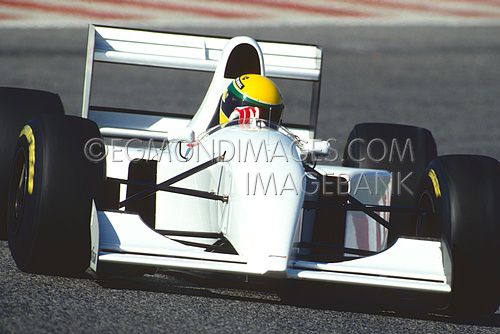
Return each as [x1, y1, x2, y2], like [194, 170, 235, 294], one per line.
[228, 82, 284, 110]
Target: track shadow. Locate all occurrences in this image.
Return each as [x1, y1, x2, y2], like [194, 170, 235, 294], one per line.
[94, 270, 499, 328]
[95, 270, 281, 306]
[280, 284, 500, 328]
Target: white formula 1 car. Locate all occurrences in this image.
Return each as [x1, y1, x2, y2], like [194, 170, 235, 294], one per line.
[0, 25, 498, 316]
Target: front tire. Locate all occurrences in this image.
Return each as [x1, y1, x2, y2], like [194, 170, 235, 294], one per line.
[7, 115, 104, 276]
[0, 87, 65, 240]
[417, 155, 500, 316]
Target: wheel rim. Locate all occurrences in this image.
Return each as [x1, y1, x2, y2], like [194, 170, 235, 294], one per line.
[11, 149, 28, 235]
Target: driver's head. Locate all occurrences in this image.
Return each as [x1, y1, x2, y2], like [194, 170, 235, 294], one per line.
[219, 74, 284, 126]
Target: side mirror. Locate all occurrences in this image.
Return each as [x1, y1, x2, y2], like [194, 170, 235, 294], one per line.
[301, 139, 330, 157]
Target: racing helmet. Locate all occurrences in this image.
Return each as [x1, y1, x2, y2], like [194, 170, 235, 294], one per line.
[219, 74, 284, 125]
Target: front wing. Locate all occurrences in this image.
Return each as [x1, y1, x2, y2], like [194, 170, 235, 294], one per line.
[90, 205, 451, 294]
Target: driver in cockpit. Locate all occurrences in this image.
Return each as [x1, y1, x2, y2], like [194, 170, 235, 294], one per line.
[219, 74, 284, 127]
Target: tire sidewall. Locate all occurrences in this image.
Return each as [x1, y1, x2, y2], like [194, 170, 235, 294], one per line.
[418, 159, 452, 242]
[8, 136, 43, 272]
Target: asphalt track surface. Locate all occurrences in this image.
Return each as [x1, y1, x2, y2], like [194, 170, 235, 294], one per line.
[0, 25, 499, 333]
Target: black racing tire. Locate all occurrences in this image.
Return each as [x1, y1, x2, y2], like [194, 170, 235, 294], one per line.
[7, 114, 104, 276]
[417, 155, 500, 316]
[342, 123, 437, 238]
[0, 87, 65, 240]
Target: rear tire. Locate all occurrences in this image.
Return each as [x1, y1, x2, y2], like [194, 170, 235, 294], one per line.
[343, 123, 437, 238]
[417, 155, 500, 316]
[0, 87, 64, 240]
[7, 115, 104, 276]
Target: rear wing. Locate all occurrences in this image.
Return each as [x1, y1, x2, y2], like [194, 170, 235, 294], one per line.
[82, 25, 323, 140]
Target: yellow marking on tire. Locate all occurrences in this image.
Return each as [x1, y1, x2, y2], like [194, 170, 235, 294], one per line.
[19, 125, 35, 195]
[428, 169, 441, 198]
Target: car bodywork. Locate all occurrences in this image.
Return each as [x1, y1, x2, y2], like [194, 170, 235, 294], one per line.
[83, 25, 451, 295]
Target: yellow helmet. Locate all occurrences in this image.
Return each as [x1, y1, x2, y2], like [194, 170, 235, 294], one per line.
[219, 74, 284, 125]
